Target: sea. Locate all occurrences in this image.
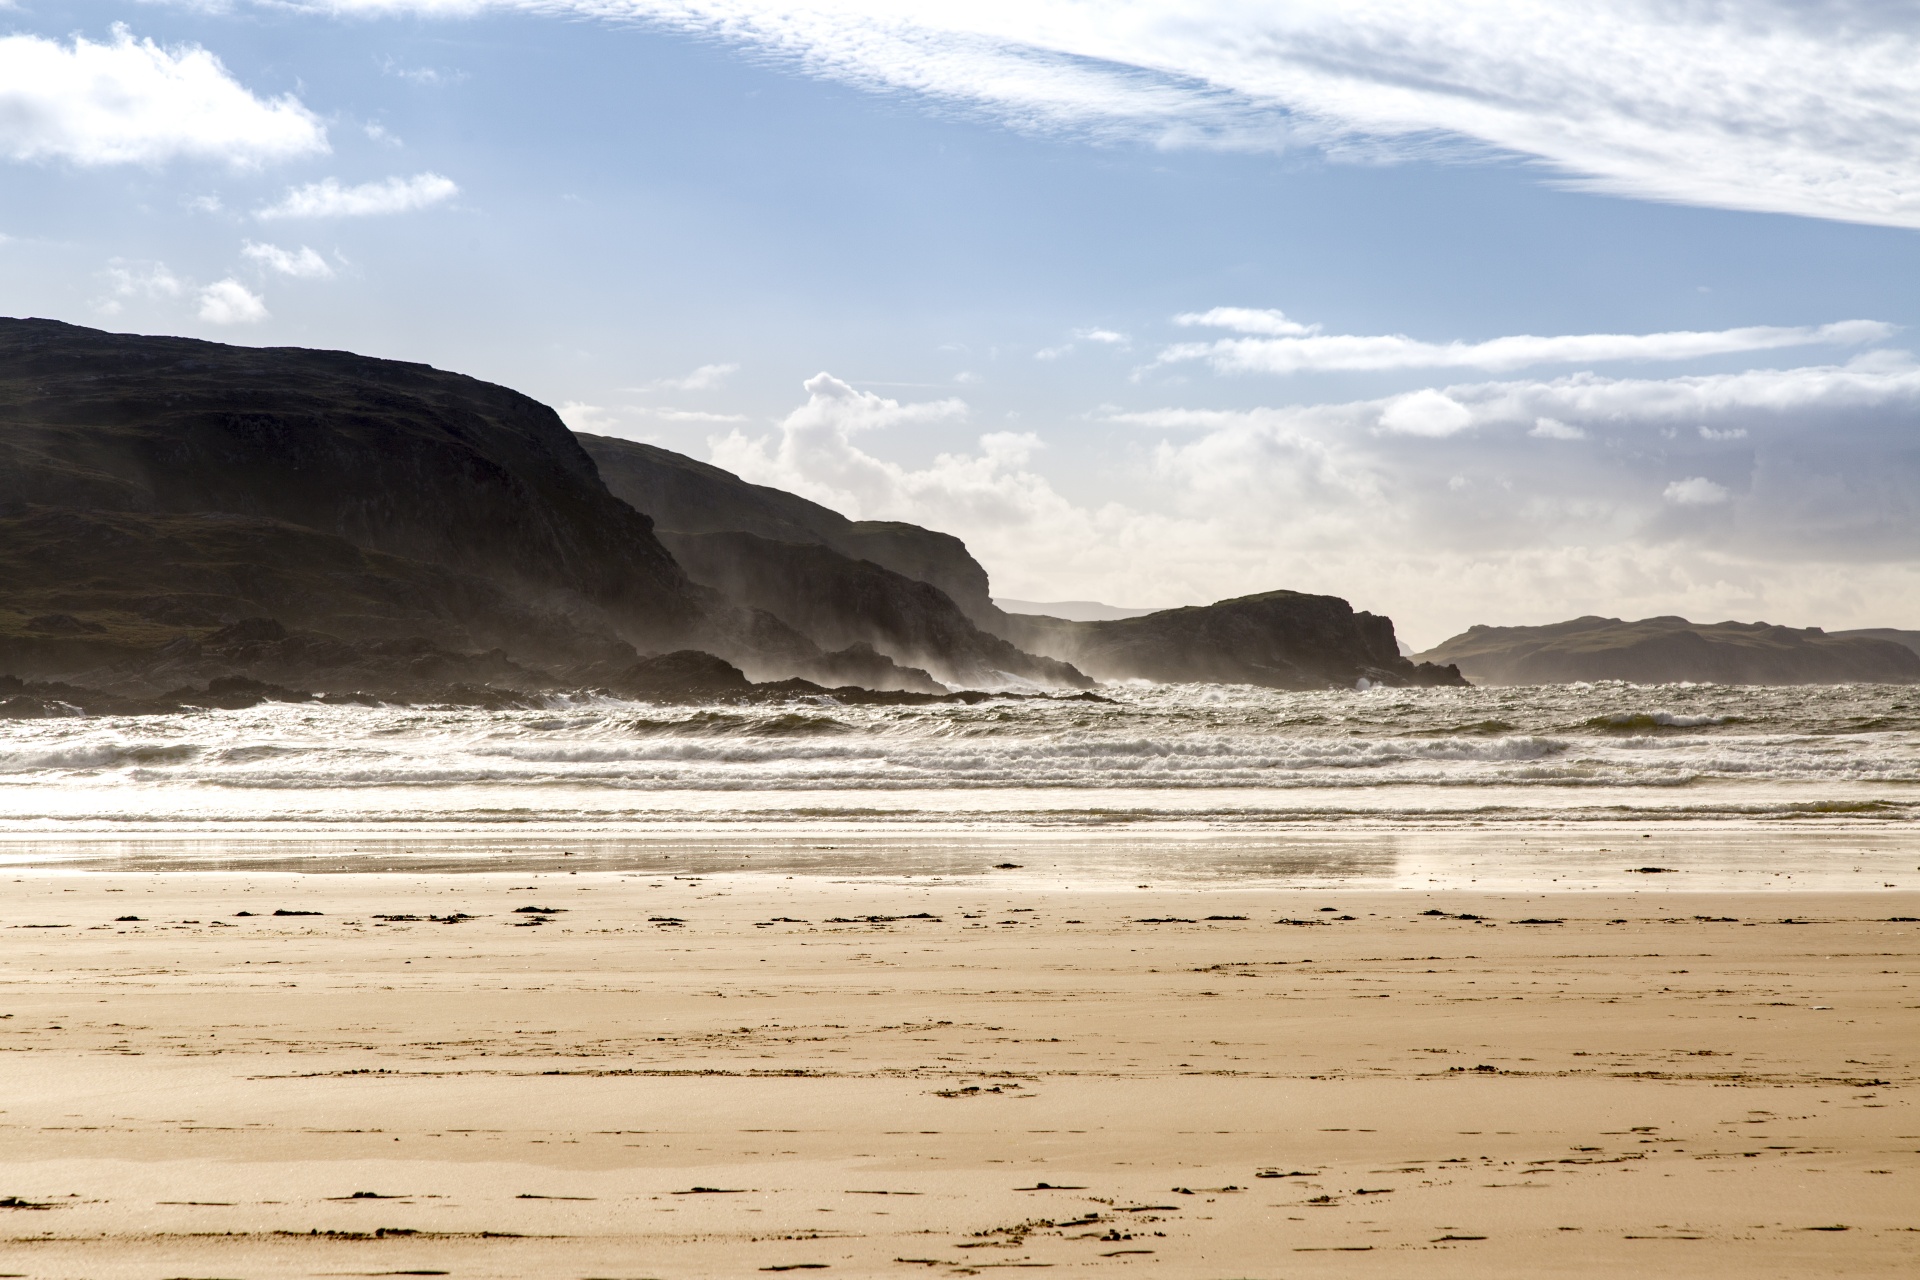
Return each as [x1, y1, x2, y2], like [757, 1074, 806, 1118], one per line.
[4, 680, 1917, 890]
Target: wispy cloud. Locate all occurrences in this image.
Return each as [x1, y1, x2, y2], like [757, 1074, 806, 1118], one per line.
[1036, 326, 1130, 360]
[651, 407, 748, 423]
[293, 1, 1920, 228]
[0, 26, 327, 168]
[257, 172, 457, 219]
[1160, 314, 1894, 376]
[241, 241, 334, 278]
[641, 362, 738, 392]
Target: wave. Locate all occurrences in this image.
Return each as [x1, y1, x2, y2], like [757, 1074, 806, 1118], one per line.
[1586, 711, 1733, 731]
[3, 684, 1917, 800]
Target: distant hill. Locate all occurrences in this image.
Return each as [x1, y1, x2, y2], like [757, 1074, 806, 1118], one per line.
[1414, 616, 1920, 685]
[996, 598, 1160, 622]
[1834, 628, 1920, 659]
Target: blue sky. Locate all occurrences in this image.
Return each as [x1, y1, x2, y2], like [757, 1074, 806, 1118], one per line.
[6, 2, 1920, 645]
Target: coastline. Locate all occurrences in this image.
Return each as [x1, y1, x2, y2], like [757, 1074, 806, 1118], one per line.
[3, 866, 1914, 1277]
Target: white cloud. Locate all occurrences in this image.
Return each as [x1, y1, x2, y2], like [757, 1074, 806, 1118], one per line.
[294, 1, 1920, 229]
[0, 26, 326, 167]
[558, 401, 621, 434]
[642, 362, 738, 392]
[1160, 315, 1894, 375]
[1174, 307, 1316, 337]
[1529, 417, 1586, 440]
[197, 278, 269, 324]
[560, 400, 747, 437]
[241, 241, 334, 278]
[1664, 476, 1731, 506]
[1699, 425, 1749, 441]
[257, 172, 458, 219]
[1036, 327, 1129, 360]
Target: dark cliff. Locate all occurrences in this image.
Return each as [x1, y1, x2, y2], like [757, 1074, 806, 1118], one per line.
[1001, 591, 1466, 690]
[579, 434, 997, 624]
[1414, 616, 1920, 685]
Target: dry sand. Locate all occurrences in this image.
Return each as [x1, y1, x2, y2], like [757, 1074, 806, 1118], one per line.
[1, 870, 1915, 1277]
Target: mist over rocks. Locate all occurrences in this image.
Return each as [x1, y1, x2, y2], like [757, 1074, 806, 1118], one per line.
[1416, 616, 1920, 685]
[582, 434, 997, 624]
[660, 529, 1091, 691]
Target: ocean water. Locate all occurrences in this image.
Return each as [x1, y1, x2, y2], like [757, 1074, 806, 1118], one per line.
[4, 681, 1917, 885]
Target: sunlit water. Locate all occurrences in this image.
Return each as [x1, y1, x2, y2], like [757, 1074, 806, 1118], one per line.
[5, 681, 1918, 885]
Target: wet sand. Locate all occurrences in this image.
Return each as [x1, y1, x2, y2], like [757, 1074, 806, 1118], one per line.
[1, 871, 1915, 1277]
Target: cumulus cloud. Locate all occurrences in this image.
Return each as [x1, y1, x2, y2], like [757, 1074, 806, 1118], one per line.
[0, 27, 326, 167]
[197, 278, 269, 324]
[294, 1, 1920, 228]
[714, 353, 1920, 645]
[241, 241, 334, 278]
[257, 172, 458, 219]
[1160, 314, 1894, 375]
[1378, 389, 1472, 437]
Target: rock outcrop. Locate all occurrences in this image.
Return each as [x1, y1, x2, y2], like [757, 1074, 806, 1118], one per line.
[1000, 590, 1466, 690]
[1414, 616, 1920, 685]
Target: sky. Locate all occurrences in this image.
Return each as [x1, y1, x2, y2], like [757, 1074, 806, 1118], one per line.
[5, 2, 1920, 647]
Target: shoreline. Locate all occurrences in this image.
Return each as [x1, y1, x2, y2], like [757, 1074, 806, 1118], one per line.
[1, 824, 1914, 893]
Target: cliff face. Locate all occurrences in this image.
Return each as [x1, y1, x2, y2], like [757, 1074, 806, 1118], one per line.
[0, 319, 704, 654]
[0, 505, 630, 679]
[663, 530, 1092, 690]
[579, 434, 996, 624]
[1000, 591, 1466, 690]
[1414, 616, 1920, 685]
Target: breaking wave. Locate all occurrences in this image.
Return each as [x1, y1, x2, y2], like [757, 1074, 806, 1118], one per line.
[0, 681, 1915, 808]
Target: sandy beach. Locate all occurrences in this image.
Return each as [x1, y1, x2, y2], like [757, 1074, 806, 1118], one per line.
[1, 869, 1913, 1278]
